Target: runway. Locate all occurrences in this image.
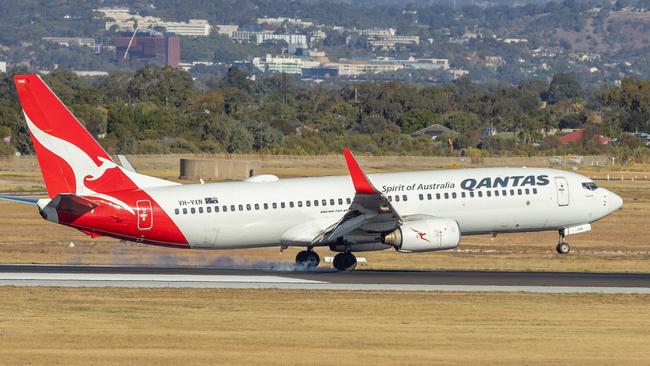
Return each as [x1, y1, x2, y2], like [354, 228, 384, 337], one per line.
[1, 264, 649, 293]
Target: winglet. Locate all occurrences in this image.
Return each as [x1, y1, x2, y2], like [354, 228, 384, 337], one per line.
[343, 148, 377, 194]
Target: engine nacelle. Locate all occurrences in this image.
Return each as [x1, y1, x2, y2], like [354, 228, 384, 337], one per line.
[383, 218, 460, 252]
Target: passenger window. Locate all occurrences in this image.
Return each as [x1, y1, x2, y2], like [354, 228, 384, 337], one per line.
[427, 193, 432, 200]
[191, 207, 196, 214]
[298, 201, 303, 207]
[306, 201, 311, 207]
[525, 189, 530, 195]
[272, 203, 277, 209]
[199, 207, 203, 213]
[486, 191, 491, 197]
[452, 192, 457, 199]
[314, 200, 319, 206]
[436, 193, 441, 200]
[223, 206, 227, 212]
[330, 199, 335, 205]
[444, 193, 449, 199]
[322, 199, 326, 206]
[346, 198, 352, 204]
[338, 198, 343, 205]
[419, 194, 424, 201]
[533, 188, 538, 194]
[182, 208, 187, 214]
[388, 196, 392, 202]
[246, 204, 251, 211]
[238, 204, 243, 211]
[470, 192, 475, 198]
[517, 189, 522, 195]
[231, 205, 235, 211]
[478, 191, 483, 198]
[403, 195, 407, 201]
[510, 189, 515, 196]
[254, 203, 259, 210]
[215, 206, 220, 213]
[494, 190, 499, 197]
[502, 190, 507, 196]
[289, 202, 294, 208]
[207, 206, 212, 213]
[281, 202, 286, 208]
[264, 203, 268, 210]
[174, 208, 179, 215]
[461, 192, 466, 198]
[395, 195, 400, 202]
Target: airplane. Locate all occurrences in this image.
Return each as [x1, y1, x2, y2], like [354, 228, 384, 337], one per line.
[0, 74, 623, 271]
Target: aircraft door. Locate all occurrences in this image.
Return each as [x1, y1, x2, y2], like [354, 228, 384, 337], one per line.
[555, 177, 570, 206]
[136, 200, 153, 230]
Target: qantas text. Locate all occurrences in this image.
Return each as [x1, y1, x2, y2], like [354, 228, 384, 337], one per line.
[460, 175, 550, 192]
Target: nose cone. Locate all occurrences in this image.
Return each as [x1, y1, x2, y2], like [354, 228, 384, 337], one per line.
[609, 191, 623, 212]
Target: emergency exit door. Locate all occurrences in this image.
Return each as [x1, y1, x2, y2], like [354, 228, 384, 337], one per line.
[136, 200, 153, 230]
[555, 177, 570, 206]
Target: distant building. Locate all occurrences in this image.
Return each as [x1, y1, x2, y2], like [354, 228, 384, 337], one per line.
[216, 24, 239, 37]
[329, 61, 403, 78]
[559, 128, 609, 145]
[42, 37, 99, 52]
[114, 31, 180, 67]
[257, 17, 313, 28]
[97, 8, 210, 36]
[368, 35, 420, 49]
[252, 54, 319, 74]
[302, 66, 338, 79]
[162, 19, 211, 37]
[0, 61, 6, 73]
[411, 124, 455, 141]
[370, 57, 449, 71]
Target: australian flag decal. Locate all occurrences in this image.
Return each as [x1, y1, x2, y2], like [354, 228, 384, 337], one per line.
[205, 197, 219, 204]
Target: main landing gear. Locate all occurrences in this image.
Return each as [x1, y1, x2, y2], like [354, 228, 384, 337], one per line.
[333, 251, 357, 272]
[556, 230, 571, 255]
[295, 249, 320, 270]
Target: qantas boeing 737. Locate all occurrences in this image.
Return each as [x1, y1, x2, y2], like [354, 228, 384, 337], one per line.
[0, 74, 623, 271]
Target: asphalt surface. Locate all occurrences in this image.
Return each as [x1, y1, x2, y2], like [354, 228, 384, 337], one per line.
[1, 265, 649, 293]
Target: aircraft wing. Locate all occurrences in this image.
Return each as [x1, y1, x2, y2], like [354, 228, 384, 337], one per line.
[0, 196, 39, 205]
[312, 149, 402, 245]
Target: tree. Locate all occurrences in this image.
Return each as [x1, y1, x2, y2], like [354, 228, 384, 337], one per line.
[400, 109, 437, 134]
[127, 65, 195, 107]
[544, 73, 582, 104]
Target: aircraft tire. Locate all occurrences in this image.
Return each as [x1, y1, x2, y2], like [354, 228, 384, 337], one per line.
[556, 242, 570, 255]
[333, 252, 357, 271]
[296, 250, 320, 270]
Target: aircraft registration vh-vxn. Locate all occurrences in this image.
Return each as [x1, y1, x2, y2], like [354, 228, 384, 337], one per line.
[0, 75, 623, 271]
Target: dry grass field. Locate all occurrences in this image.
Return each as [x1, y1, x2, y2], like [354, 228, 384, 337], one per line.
[0, 287, 648, 366]
[0, 160, 648, 272]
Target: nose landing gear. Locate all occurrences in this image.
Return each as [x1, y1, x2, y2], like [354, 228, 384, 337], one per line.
[556, 230, 570, 254]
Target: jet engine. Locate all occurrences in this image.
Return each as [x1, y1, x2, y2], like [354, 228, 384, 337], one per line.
[383, 218, 460, 252]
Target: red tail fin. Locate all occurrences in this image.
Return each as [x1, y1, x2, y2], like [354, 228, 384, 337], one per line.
[14, 74, 136, 198]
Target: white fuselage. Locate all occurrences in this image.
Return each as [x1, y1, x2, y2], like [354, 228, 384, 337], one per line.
[144, 167, 622, 249]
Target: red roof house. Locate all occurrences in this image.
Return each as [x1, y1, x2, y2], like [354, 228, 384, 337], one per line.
[559, 128, 609, 145]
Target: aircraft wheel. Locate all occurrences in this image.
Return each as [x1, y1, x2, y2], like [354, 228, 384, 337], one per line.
[556, 242, 570, 255]
[333, 252, 357, 271]
[295, 250, 320, 270]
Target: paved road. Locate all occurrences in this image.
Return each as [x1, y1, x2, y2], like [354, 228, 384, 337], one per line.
[1, 265, 649, 293]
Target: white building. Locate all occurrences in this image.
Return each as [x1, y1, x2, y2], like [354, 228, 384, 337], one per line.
[97, 8, 211, 36]
[0, 61, 6, 73]
[161, 19, 211, 36]
[328, 62, 403, 78]
[370, 57, 449, 70]
[216, 24, 239, 37]
[257, 17, 313, 28]
[368, 35, 420, 49]
[252, 54, 319, 74]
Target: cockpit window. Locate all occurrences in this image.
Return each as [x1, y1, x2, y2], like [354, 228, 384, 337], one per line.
[582, 182, 599, 191]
